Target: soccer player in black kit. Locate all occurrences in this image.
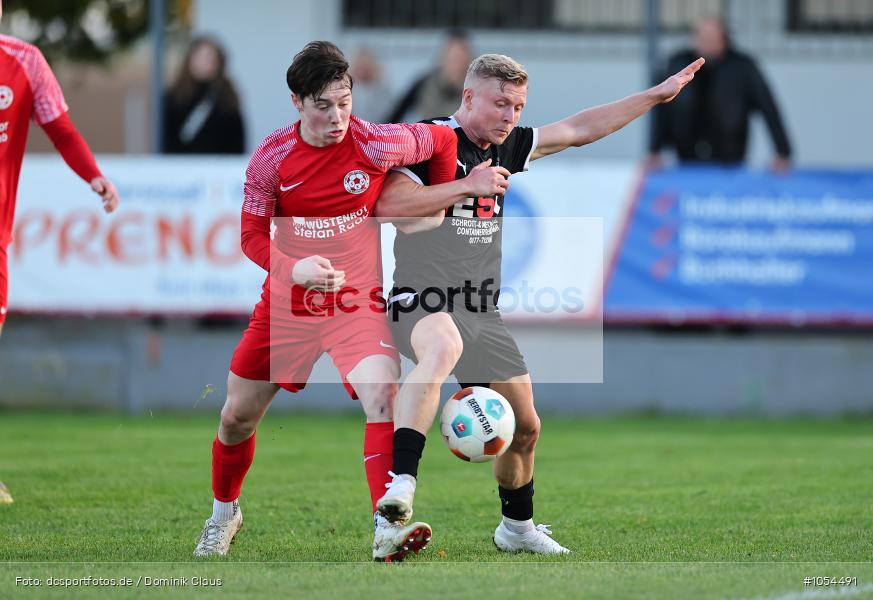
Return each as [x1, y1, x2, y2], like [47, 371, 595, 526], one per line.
[373, 53, 704, 554]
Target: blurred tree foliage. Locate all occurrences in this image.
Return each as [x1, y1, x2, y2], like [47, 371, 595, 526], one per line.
[1, 0, 191, 64]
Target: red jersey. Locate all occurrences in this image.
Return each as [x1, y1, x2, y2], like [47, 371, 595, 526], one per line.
[243, 115, 456, 313]
[0, 35, 68, 245]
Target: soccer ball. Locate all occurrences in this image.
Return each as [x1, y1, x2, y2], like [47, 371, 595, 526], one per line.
[440, 387, 515, 463]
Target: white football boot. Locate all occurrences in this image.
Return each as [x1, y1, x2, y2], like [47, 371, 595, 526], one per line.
[493, 521, 570, 554]
[0, 481, 13, 504]
[376, 471, 417, 523]
[193, 502, 243, 557]
[372, 513, 432, 562]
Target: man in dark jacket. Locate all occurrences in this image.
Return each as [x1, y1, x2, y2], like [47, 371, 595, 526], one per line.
[648, 18, 791, 170]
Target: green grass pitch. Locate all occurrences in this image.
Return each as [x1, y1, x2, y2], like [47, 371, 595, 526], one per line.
[1, 410, 871, 599]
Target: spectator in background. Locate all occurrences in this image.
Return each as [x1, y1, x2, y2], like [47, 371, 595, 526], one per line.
[162, 36, 245, 154]
[648, 17, 791, 171]
[386, 29, 472, 123]
[350, 47, 391, 122]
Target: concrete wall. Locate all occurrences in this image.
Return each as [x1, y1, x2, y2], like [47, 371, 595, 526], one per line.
[2, 317, 871, 416]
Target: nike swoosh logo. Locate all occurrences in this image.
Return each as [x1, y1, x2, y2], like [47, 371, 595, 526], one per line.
[379, 340, 396, 349]
[279, 181, 303, 192]
[386, 292, 417, 307]
[363, 454, 383, 463]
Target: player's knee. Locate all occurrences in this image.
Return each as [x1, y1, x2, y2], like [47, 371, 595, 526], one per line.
[419, 333, 463, 375]
[360, 381, 397, 418]
[511, 414, 541, 453]
[220, 405, 257, 438]
[374, 380, 399, 403]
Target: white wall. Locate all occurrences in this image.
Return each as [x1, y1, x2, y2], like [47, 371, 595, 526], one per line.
[194, 0, 873, 168]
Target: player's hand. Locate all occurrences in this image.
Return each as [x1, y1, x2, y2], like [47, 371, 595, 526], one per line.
[654, 57, 705, 103]
[464, 158, 511, 197]
[90, 176, 120, 213]
[292, 255, 346, 292]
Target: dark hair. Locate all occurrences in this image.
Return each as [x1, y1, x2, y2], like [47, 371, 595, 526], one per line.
[286, 41, 353, 101]
[167, 35, 240, 112]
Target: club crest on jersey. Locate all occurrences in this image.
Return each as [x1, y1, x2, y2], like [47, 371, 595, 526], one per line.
[0, 86, 13, 110]
[344, 170, 370, 194]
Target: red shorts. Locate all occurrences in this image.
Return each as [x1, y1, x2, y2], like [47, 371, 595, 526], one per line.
[0, 245, 7, 324]
[229, 298, 399, 399]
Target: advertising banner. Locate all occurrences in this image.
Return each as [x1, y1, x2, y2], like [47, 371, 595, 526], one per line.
[605, 167, 873, 324]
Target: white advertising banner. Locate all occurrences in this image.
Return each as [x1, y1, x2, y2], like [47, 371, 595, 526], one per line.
[9, 156, 637, 320]
[9, 156, 264, 314]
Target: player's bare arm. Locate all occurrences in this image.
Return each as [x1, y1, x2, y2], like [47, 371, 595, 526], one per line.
[375, 159, 510, 234]
[530, 58, 705, 161]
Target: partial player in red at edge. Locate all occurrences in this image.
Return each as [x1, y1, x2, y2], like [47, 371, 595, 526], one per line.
[0, 0, 120, 506]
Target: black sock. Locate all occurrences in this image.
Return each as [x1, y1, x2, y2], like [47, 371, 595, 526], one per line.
[392, 428, 426, 478]
[498, 478, 534, 521]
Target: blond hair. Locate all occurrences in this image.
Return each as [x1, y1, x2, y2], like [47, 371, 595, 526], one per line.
[464, 53, 528, 90]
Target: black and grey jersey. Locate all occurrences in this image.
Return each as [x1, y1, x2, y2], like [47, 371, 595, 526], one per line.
[391, 116, 538, 310]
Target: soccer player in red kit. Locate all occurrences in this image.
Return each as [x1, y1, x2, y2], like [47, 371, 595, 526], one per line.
[0, 1, 120, 505]
[192, 41, 502, 562]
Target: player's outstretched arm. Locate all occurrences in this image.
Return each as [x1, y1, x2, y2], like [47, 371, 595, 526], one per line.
[530, 58, 705, 161]
[374, 159, 509, 220]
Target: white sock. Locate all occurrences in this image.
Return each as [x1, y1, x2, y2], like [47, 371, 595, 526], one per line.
[503, 516, 535, 534]
[212, 498, 238, 522]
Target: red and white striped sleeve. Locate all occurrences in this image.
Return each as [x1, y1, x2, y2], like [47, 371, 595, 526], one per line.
[351, 117, 458, 184]
[350, 117, 441, 172]
[242, 126, 296, 217]
[21, 43, 68, 125]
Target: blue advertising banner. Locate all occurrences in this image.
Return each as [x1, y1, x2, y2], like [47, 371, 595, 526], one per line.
[605, 167, 873, 325]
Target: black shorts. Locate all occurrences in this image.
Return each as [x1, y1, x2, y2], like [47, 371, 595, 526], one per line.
[387, 296, 528, 387]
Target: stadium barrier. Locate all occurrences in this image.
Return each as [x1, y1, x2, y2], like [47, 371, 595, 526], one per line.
[11, 157, 873, 326]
